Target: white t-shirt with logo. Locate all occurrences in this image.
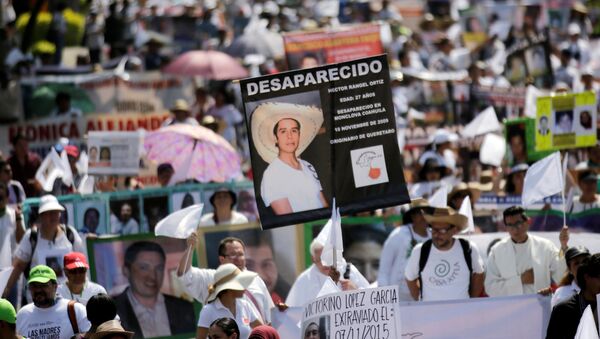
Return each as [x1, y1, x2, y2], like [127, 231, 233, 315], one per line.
[405, 239, 484, 301]
[261, 158, 324, 213]
[57, 280, 107, 305]
[17, 297, 91, 339]
[197, 298, 260, 339]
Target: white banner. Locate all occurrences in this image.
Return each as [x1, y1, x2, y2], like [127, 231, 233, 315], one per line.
[302, 286, 400, 339]
[398, 294, 551, 338]
[88, 131, 144, 175]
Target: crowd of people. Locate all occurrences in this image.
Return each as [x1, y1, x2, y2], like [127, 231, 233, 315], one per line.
[2, 0, 600, 338]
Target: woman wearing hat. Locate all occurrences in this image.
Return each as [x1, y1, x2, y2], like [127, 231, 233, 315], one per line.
[569, 167, 600, 213]
[161, 99, 200, 127]
[503, 163, 528, 196]
[197, 263, 263, 339]
[252, 102, 328, 215]
[88, 320, 133, 339]
[447, 182, 481, 211]
[551, 246, 591, 307]
[199, 188, 248, 226]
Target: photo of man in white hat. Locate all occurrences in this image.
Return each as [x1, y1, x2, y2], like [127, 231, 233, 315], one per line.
[251, 101, 329, 215]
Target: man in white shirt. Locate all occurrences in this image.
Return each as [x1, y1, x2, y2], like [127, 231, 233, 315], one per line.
[405, 207, 485, 301]
[57, 252, 106, 305]
[378, 199, 430, 301]
[17, 265, 90, 339]
[286, 239, 370, 307]
[3, 195, 85, 298]
[111, 203, 139, 235]
[485, 206, 569, 297]
[177, 234, 274, 323]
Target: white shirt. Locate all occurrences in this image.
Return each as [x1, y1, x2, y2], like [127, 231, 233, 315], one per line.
[197, 298, 259, 339]
[7, 179, 26, 205]
[286, 264, 370, 307]
[57, 280, 107, 305]
[552, 281, 580, 308]
[110, 216, 140, 235]
[377, 224, 430, 301]
[206, 104, 243, 144]
[17, 297, 91, 339]
[0, 206, 19, 267]
[570, 195, 600, 213]
[14, 226, 85, 285]
[199, 211, 248, 226]
[405, 239, 484, 301]
[261, 158, 324, 213]
[178, 266, 274, 323]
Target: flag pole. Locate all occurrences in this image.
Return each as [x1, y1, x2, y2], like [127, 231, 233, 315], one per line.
[331, 198, 337, 272]
[562, 152, 568, 227]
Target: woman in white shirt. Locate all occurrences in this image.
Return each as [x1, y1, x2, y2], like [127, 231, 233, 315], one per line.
[199, 188, 248, 226]
[251, 102, 328, 215]
[552, 246, 590, 307]
[197, 264, 263, 339]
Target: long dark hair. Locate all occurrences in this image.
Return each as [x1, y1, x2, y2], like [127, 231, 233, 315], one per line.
[210, 317, 240, 337]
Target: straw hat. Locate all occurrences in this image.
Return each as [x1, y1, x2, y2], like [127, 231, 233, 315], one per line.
[250, 102, 323, 163]
[206, 263, 257, 303]
[403, 198, 430, 224]
[170, 99, 190, 112]
[423, 207, 468, 231]
[38, 195, 65, 214]
[89, 320, 134, 339]
[447, 182, 482, 205]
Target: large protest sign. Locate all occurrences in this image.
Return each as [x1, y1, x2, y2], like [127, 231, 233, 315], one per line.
[505, 118, 553, 165]
[504, 34, 553, 88]
[87, 131, 144, 175]
[398, 294, 551, 338]
[240, 55, 410, 229]
[283, 24, 383, 70]
[535, 91, 597, 151]
[302, 286, 399, 339]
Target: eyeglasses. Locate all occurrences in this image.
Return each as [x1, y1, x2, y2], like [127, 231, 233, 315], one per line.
[428, 225, 454, 234]
[505, 220, 525, 228]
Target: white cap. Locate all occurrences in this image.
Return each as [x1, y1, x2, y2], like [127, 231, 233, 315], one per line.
[430, 129, 459, 145]
[568, 23, 581, 36]
[38, 195, 65, 214]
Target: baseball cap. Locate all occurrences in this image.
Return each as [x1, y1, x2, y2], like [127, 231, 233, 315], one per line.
[64, 252, 89, 270]
[64, 145, 79, 158]
[0, 299, 16, 324]
[28, 265, 57, 284]
[566, 246, 591, 263]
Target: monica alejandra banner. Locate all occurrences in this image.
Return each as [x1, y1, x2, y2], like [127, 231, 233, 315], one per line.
[240, 55, 410, 229]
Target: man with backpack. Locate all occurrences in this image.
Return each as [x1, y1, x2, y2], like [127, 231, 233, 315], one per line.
[485, 206, 569, 297]
[16, 265, 90, 339]
[405, 206, 485, 301]
[3, 195, 84, 299]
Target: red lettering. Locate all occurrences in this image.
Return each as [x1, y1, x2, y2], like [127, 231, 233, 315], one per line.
[86, 120, 97, 132]
[137, 118, 148, 129]
[150, 117, 161, 130]
[126, 120, 135, 131]
[118, 119, 124, 130]
[25, 126, 36, 141]
[59, 123, 69, 137]
[69, 122, 80, 138]
[107, 120, 114, 130]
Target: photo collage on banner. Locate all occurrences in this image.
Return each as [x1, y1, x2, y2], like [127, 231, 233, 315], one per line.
[241, 55, 410, 229]
[504, 36, 554, 89]
[535, 91, 598, 151]
[87, 131, 144, 175]
[75, 199, 108, 235]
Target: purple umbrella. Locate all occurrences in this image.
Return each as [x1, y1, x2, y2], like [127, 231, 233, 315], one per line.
[144, 124, 241, 183]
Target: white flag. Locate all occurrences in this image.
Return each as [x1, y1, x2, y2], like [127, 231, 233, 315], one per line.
[59, 150, 74, 187]
[320, 200, 344, 269]
[76, 151, 88, 175]
[154, 204, 204, 239]
[77, 175, 95, 195]
[461, 106, 501, 138]
[575, 305, 600, 339]
[480, 133, 506, 167]
[522, 152, 563, 207]
[316, 277, 341, 299]
[408, 107, 426, 121]
[35, 148, 65, 192]
[459, 196, 475, 234]
[0, 229, 11, 268]
[0, 267, 13, 295]
[428, 186, 448, 208]
[524, 85, 543, 118]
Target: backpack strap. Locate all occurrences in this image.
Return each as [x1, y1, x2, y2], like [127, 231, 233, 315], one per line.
[62, 224, 75, 245]
[67, 300, 80, 335]
[458, 238, 473, 295]
[417, 239, 433, 300]
[24, 226, 39, 278]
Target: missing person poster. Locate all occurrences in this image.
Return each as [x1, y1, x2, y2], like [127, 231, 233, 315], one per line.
[504, 36, 553, 88]
[283, 24, 383, 70]
[535, 91, 597, 151]
[241, 55, 410, 229]
[88, 131, 143, 175]
[301, 286, 400, 339]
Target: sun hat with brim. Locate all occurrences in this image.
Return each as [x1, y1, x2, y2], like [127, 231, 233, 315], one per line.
[38, 195, 65, 214]
[28, 265, 57, 284]
[209, 187, 237, 207]
[403, 198, 431, 224]
[429, 129, 459, 145]
[206, 263, 257, 303]
[423, 207, 468, 231]
[89, 320, 134, 339]
[0, 299, 16, 324]
[170, 99, 190, 112]
[448, 182, 482, 205]
[251, 102, 323, 164]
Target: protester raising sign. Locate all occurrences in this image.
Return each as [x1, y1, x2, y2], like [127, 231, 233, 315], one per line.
[535, 91, 597, 151]
[240, 55, 410, 229]
[87, 131, 144, 175]
[301, 286, 400, 339]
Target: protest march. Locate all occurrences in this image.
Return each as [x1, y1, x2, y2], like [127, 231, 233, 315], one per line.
[4, 0, 600, 338]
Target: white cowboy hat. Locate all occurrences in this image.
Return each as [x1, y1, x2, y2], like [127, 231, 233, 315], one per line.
[250, 102, 323, 163]
[38, 195, 65, 214]
[206, 263, 257, 303]
[423, 207, 468, 231]
[89, 320, 134, 339]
